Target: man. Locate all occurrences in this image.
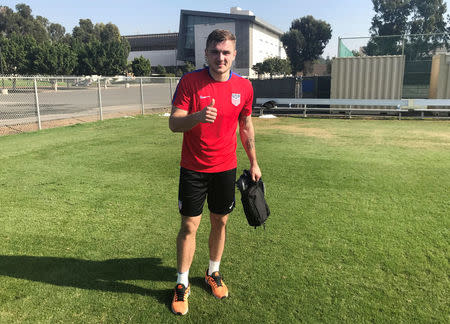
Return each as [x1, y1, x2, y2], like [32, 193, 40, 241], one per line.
[169, 29, 261, 316]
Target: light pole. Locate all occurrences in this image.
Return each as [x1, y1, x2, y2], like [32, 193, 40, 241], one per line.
[0, 34, 4, 88]
[0, 31, 7, 89]
[0, 46, 4, 89]
[0, 46, 3, 74]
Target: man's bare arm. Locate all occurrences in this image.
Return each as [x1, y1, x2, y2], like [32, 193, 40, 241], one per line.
[239, 114, 261, 181]
[169, 99, 217, 133]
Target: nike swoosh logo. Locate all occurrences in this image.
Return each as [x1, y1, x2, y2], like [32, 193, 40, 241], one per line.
[200, 95, 210, 99]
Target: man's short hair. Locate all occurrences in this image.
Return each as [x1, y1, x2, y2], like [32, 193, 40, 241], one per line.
[206, 29, 236, 49]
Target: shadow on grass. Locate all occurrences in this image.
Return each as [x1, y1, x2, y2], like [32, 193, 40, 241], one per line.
[189, 276, 210, 294]
[0, 255, 175, 305]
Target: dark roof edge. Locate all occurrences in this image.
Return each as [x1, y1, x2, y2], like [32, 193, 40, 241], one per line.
[180, 9, 284, 36]
[124, 32, 179, 38]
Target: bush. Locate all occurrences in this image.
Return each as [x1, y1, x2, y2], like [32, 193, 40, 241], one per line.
[154, 65, 166, 75]
[131, 56, 151, 76]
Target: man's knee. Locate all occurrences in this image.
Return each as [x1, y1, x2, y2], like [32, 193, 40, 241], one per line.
[210, 213, 228, 229]
[179, 215, 201, 236]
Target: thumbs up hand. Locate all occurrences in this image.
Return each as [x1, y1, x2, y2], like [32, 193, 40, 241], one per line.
[200, 98, 217, 123]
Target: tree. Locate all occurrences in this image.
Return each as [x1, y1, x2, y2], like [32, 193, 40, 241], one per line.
[407, 0, 448, 59]
[277, 58, 292, 76]
[261, 59, 277, 78]
[252, 58, 291, 78]
[252, 62, 264, 78]
[175, 68, 183, 77]
[0, 33, 38, 74]
[0, 6, 15, 35]
[72, 20, 130, 75]
[15, 3, 32, 19]
[0, 5, 130, 76]
[184, 61, 195, 73]
[155, 65, 166, 75]
[364, 0, 449, 59]
[0, 4, 49, 43]
[97, 39, 130, 75]
[131, 56, 151, 76]
[0, 33, 76, 75]
[73, 37, 129, 76]
[72, 19, 96, 43]
[281, 16, 332, 75]
[264, 57, 291, 78]
[33, 42, 77, 75]
[48, 23, 66, 42]
[95, 23, 121, 42]
[72, 39, 98, 75]
[51, 42, 77, 75]
[35, 15, 49, 32]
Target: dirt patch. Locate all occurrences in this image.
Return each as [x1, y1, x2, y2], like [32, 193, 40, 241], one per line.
[256, 121, 335, 139]
[407, 130, 450, 141]
[0, 108, 170, 136]
[383, 129, 450, 149]
[0, 123, 38, 135]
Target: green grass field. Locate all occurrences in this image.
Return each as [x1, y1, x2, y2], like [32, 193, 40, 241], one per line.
[0, 79, 68, 88]
[0, 116, 448, 323]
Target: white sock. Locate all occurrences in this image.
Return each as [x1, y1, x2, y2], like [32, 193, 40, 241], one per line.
[177, 270, 189, 287]
[208, 260, 220, 275]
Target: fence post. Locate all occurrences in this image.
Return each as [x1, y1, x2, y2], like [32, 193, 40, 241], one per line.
[169, 77, 173, 104]
[337, 37, 341, 58]
[98, 78, 103, 121]
[33, 78, 42, 130]
[140, 78, 145, 115]
[401, 35, 405, 56]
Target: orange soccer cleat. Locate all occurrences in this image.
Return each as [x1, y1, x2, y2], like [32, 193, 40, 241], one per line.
[171, 283, 190, 315]
[205, 270, 229, 299]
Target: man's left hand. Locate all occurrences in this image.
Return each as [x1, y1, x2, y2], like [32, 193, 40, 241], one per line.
[249, 164, 262, 182]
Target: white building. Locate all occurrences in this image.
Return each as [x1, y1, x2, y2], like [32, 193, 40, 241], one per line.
[125, 7, 286, 77]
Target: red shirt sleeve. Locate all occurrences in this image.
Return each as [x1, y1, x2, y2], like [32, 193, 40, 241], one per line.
[172, 75, 191, 111]
[240, 80, 254, 117]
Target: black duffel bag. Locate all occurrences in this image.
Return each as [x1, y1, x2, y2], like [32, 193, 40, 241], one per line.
[236, 169, 270, 228]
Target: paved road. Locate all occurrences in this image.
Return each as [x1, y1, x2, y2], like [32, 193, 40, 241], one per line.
[0, 83, 174, 122]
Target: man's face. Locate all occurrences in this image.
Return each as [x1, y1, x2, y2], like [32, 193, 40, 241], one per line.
[205, 40, 236, 77]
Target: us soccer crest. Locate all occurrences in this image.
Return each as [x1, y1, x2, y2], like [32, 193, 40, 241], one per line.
[231, 93, 241, 106]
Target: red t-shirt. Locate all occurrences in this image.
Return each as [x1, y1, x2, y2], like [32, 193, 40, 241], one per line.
[172, 68, 253, 173]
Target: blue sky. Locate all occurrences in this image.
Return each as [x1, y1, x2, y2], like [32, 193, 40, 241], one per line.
[1, 0, 449, 58]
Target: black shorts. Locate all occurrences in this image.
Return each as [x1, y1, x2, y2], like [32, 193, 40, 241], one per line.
[178, 167, 236, 217]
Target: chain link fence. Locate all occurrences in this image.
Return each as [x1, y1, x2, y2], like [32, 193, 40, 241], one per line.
[0, 76, 179, 136]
